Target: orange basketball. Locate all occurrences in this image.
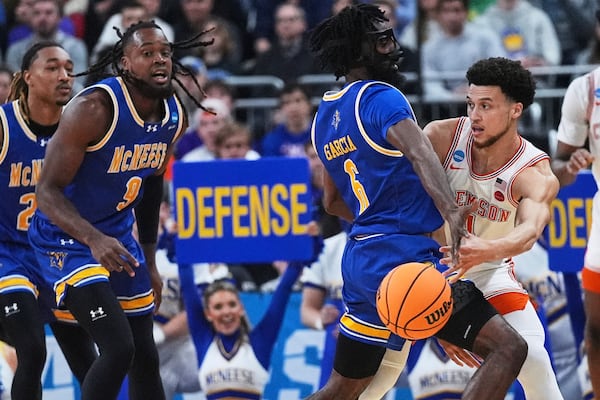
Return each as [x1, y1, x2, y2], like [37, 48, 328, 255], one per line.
[376, 262, 453, 340]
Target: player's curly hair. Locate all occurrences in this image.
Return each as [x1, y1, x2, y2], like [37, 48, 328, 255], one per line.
[74, 20, 215, 113]
[466, 57, 536, 110]
[8, 41, 63, 121]
[309, 3, 386, 80]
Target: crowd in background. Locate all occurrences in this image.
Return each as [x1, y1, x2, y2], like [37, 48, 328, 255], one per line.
[0, 0, 598, 399]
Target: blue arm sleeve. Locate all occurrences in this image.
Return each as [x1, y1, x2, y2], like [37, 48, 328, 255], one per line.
[249, 263, 303, 368]
[178, 263, 214, 365]
[360, 84, 414, 142]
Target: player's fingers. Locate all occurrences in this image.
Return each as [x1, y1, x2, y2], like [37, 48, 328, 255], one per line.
[440, 255, 452, 265]
[439, 245, 451, 254]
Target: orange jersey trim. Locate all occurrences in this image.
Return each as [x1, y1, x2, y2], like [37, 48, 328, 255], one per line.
[488, 292, 529, 315]
[582, 267, 600, 294]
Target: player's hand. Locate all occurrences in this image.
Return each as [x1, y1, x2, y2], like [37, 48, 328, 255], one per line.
[437, 338, 482, 368]
[440, 233, 492, 282]
[89, 234, 139, 276]
[567, 148, 594, 175]
[445, 203, 475, 266]
[149, 267, 163, 312]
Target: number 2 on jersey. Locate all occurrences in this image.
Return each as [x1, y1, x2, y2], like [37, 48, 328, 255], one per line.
[343, 159, 370, 214]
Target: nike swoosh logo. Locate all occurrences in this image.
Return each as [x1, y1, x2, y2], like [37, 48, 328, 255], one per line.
[449, 164, 464, 170]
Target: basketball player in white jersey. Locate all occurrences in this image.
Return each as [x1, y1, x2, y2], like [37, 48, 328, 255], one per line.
[423, 57, 562, 400]
[551, 12, 600, 392]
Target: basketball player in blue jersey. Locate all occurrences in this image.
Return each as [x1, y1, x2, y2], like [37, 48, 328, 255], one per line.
[0, 41, 97, 399]
[306, 4, 528, 399]
[28, 21, 213, 400]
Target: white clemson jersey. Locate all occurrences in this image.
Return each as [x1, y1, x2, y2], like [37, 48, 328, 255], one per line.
[198, 338, 268, 399]
[444, 117, 549, 274]
[557, 66, 600, 187]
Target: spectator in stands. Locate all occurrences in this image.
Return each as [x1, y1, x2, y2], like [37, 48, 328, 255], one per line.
[422, 0, 506, 101]
[529, 0, 595, 67]
[473, 0, 561, 69]
[253, 0, 332, 56]
[83, 0, 119, 52]
[214, 121, 260, 160]
[260, 83, 313, 157]
[0, 66, 13, 104]
[7, 0, 75, 46]
[577, 12, 600, 66]
[175, 55, 209, 125]
[5, 0, 88, 85]
[91, 0, 174, 62]
[178, 97, 233, 161]
[204, 78, 236, 113]
[251, 4, 320, 96]
[400, 0, 441, 51]
[172, 0, 244, 61]
[199, 15, 243, 78]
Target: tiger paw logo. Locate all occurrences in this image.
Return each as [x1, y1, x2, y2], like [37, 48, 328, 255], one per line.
[49, 251, 67, 270]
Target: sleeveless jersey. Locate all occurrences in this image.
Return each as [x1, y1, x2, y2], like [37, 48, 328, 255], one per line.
[0, 101, 49, 245]
[33, 76, 185, 239]
[443, 117, 548, 275]
[198, 338, 269, 400]
[311, 80, 443, 238]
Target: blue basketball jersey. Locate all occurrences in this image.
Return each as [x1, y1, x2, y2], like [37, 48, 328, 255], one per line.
[0, 101, 49, 245]
[311, 80, 443, 237]
[32, 76, 185, 240]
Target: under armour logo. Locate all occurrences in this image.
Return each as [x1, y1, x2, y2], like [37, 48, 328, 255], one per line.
[90, 307, 106, 321]
[4, 303, 19, 316]
[146, 124, 159, 133]
[60, 239, 74, 246]
[40, 138, 49, 147]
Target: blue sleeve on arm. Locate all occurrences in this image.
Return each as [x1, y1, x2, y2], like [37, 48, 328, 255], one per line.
[250, 263, 304, 368]
[360, 84, 414, 142]
[178, 263, 214, 365]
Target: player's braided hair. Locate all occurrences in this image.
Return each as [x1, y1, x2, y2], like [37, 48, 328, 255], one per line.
[309, 3, 386, 80]
[74, 20, 215, 113]
[466, 57, 536, 110]
[8, 41, 64, 122]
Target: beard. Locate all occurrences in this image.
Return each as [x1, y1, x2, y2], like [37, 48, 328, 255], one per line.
[124, 71, 174, 99]
[365, 50, 406, 89]
[473, 125, 510, 149]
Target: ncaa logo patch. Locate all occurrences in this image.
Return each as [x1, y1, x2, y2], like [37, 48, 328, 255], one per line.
[171, 112, 179, 124]
[453, 150, 465, 163]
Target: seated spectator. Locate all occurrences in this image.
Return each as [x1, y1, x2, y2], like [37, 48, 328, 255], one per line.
[214, 121, 260, 160]
[7, 0, 75, 46]
[422, 0, 506, 101]
[473, 0, 561, 69]
[251, 3, 321, 97]
[260, 83, 313, 157]
[0, 66, 13, 104]
[203, 78, 236, 113]
[175, 55, 209, 124]
[178, 97, 232, 161]
[91, 0, 174, 62]
[199, 15, 242, 78]
[5, 0, 88, 85]
[400, 0, 442, 51]
[577, 11, 600, 66]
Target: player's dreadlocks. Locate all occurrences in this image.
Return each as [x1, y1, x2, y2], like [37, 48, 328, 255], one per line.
[8, 41, 63, 122]
[74, 20, 215, 113]
[309, 4, 387, 80]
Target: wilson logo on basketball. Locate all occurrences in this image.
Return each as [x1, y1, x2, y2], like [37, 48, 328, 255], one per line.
[424, 299, 453, 325]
